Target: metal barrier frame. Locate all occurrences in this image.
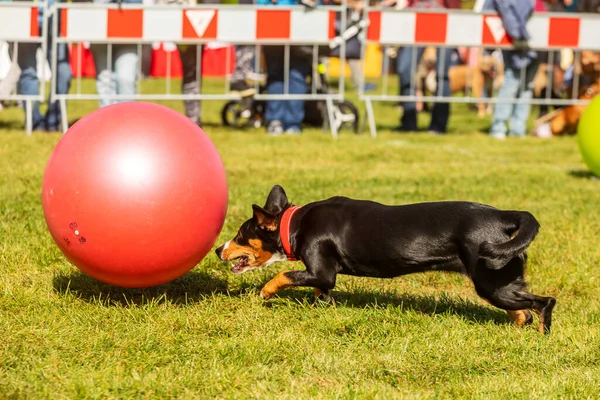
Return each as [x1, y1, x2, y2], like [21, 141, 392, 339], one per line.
[0, 0, 49, 135]
[50, 2, 349, 137]
[359, 6, 600, 137]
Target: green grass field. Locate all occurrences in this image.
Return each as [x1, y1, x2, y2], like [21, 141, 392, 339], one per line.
[1, 78, 599, 399]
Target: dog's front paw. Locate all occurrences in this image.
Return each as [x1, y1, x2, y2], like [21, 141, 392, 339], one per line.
[260, 287, 273, 300]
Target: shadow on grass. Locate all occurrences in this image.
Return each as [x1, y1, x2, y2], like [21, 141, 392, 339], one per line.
[270, 287, 507, 325]
[0, 118, 23, 131]
[569, 169, 598, 180]
[52, 269, 228, 306]
[53, 268, 507, 325]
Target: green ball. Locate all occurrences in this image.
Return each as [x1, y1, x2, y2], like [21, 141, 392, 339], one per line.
[577, 94, 600, 177]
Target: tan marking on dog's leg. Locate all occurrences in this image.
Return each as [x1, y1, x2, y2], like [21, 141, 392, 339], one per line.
[533, 309, 545, 334]
[260, 271, 292, 300]
[507, 310, 529, 328]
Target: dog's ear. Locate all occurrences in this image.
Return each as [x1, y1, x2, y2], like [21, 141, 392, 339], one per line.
[252, 204, 278, 231]
[263, 185, 289, 214]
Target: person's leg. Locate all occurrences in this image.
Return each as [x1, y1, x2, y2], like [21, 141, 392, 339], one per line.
[179, 44, 201, 125]
[281, 58, 311, 133]
[429, 47, 452, 133]
[91, 44, 116, 108]
[230, 45, 256, 97]
[113, 44, 139, 103]
[397, 46, 424, 131]
[264, 47, 286, 134]
[490, 53, 520, 139]
[509, 58, 539, 137]
[16, 42, 44, 129]
[348, 59, 362, 89]
[45, 38, 72, 130]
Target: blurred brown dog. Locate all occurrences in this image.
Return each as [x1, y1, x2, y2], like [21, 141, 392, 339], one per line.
[534, 51, 600, 136]
[416, 48, 504, 117]
[535, 82, 600, 136]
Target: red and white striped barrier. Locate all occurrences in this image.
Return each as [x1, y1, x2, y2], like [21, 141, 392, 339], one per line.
[366, 11, 600, 50]
[58, 6, 337, 44]
[0, 4, 41, 41]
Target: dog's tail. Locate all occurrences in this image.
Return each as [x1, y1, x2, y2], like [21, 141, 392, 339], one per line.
[479, 211, 540, 270]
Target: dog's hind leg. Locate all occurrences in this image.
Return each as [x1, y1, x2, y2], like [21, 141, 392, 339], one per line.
[486, 289, 556, 334]
[314, 288, 333, 302]
[472, 256, 557, 334]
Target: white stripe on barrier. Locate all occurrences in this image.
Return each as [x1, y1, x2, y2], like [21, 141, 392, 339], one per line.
[290, 9, 329, 43]
[0, 7, 37, 41]
[66, 8, 108, 41]
[144, 9, 182, 42]
[216, 9, 256, 42]
[527, 16, 550, 50]
[446, 13, 482, 47]
[380, 12, 415, 45]
[579, 17, 600, 50]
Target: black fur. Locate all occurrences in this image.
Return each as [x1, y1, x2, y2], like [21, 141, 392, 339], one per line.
[216, 185, 556, 333]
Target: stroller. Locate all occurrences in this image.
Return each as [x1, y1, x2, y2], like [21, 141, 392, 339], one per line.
[220, 58, 360, 133]
[220, 9, 365, 134]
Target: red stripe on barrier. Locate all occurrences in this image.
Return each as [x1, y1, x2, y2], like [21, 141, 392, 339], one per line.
[256, 10, 290, 39]
[366, 11, 380, 42]
[30, 8, 39, 37]
[182, 9, 218, 39]
[60, 9, 68, 37]
[549, 17, 579, 47]
[482, 15, 511, 46]
[108, 9, 143, 38]
[328, 10, 336, 40]
[415, 13, 447, 44]
[204, 10, 217, 39]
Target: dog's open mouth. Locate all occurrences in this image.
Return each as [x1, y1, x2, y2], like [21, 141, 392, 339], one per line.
[231, 256, 249, 274]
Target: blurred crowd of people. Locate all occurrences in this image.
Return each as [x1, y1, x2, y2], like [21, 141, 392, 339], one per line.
[0, 0, 599, 136]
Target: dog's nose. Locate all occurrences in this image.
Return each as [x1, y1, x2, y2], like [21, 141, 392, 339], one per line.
[215, 245, 223, 260]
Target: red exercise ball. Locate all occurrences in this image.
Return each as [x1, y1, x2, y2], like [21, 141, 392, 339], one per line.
[42, 102, 228, 288]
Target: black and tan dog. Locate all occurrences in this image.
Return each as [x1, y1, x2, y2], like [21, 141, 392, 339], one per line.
[216, 185, 556, 334]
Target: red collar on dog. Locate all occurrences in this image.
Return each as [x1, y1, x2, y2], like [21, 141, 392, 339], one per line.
[280, 206, 301, 261]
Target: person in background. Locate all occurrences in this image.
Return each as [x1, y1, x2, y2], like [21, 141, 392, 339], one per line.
[545, 0, 579, 12]
[577, 0, 600, 13]
[388, 0, 461, 134]
[91, 0, 142, 108]
[327, 0, 376, 92]
[16, 0, 72, 131]
[256, 0, 313, 135]
[484, 0, 538, 139]
[177, 0, 222, 125]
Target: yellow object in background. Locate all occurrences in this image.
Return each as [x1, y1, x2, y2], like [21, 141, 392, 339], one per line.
[327, 44, 382, 78]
